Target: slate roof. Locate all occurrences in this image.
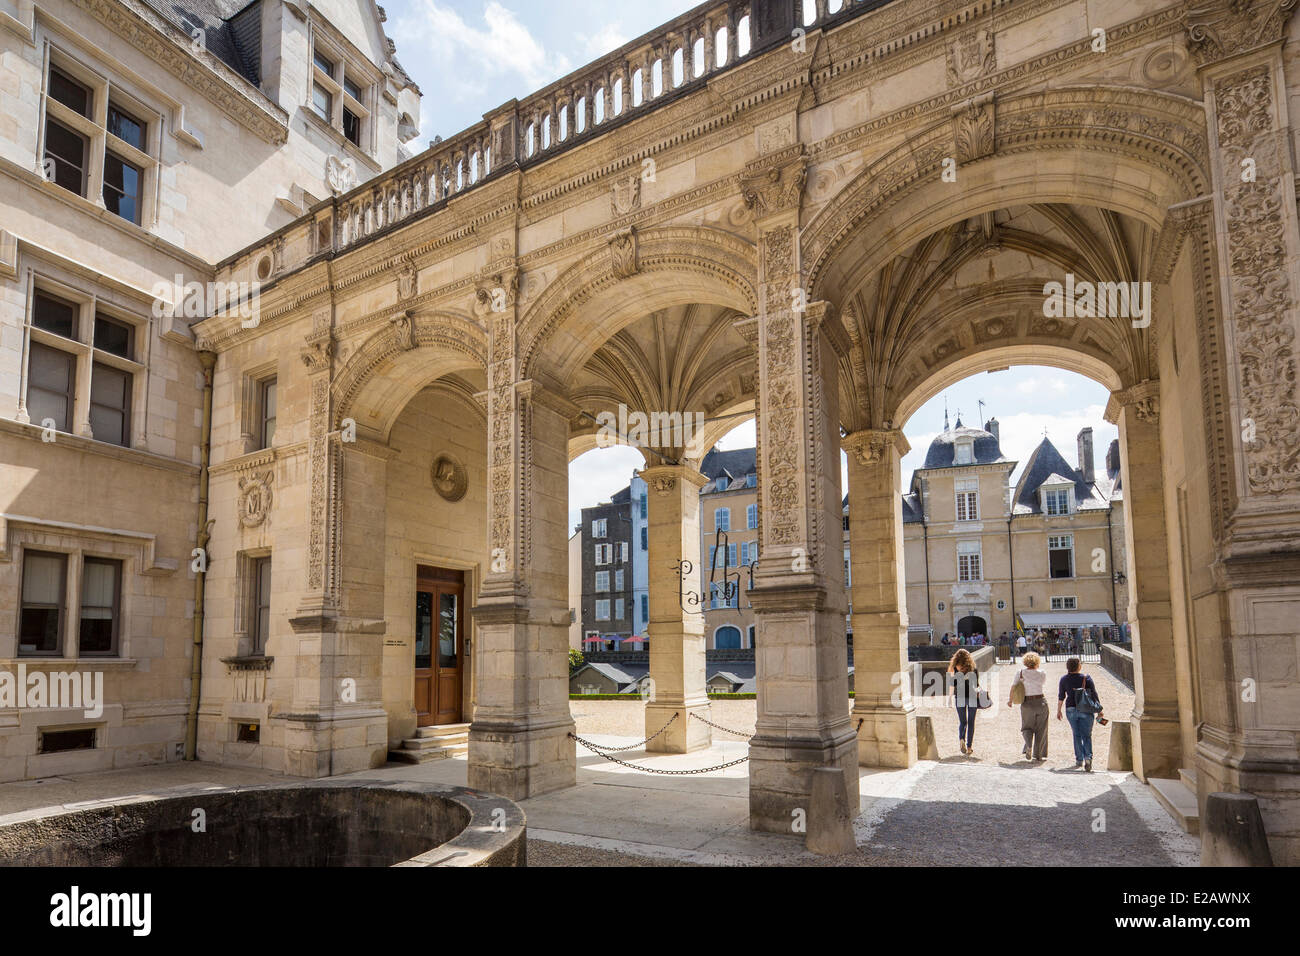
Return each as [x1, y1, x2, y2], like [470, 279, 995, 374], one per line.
[921, 419, 1011, 469]
[700, 447, 757, 482]
[901, 491, 924, 524]
[571, 662, 648, 692]
[1011, 436, 1119, 514]
[140, 0, 263, 84]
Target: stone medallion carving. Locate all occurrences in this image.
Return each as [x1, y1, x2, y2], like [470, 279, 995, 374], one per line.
[238, 472, 274, 527]
[432, 453, 468, 502]
[611, 176, 641, 216]
[326, 155, 357, 194]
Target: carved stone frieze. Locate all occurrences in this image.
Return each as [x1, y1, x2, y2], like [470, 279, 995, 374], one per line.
[1184, 0, 1299, 65]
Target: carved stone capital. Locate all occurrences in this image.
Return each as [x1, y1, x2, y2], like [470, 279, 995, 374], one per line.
[1184, 0, 1298, 66]
[639, 464, 709, 497]
[843, 428, 910, 466]
[741, 146, 808, 219]
[475, 270, 521, 314]
[953, 92, 995, 165]
[515, 378, 579, 419]
[1107, 380, 1161, 424]
[300, 338, 335, 373]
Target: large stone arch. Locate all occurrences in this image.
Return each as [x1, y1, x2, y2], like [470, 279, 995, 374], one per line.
[332, 310, 489, 441]
[804, 85, 1212, 306]
[519, 225, 759, 383]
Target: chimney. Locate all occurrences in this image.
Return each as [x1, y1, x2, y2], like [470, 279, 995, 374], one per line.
[1077, 427, 1095, 483]
[985, 418, 1000, 445]
[1106, 439, 1121, 478]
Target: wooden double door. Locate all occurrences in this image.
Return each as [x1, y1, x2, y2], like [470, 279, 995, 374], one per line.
[415, 566, 464, 726]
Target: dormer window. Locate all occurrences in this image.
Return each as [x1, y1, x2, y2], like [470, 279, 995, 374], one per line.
[955, 440, 973, 465]
[310, 36, 373, 152]
[1042, 486, 1072, 515]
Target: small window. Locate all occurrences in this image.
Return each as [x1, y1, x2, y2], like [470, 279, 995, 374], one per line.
[251, 556, 271, 654]
[103, 152, 142, 224]
[614, 569, 624, 591]
[313, 50, 336, 76]
[259, 378, 277, 449]
[40, 728, 96, 753]
[595, 570, 609, 592]
[592, 518, 607, 538]
[619, 542, 629, 563]
[48, 67, 90, 116]
[89, 361, 131, 447]
[1044, 488, 1071, 515]
[1050, 596, 1078, 611]
[342, 107, 360, 145]
[343, 76, 363, 101]
[1049, 534, 1074, 579]
[715, 508, 730, 532]
[312, 83, 332, 120]
[107, 103, 146, 151]
[93, 314, 133, 359]
[640, 527, 647, 550]
[21, 551, 67, 656]
[43, 118, 88, 195]
[614, 598, 624, 620]
[595, 599, 610, 621]
[747, 503, 758, 529]
[33, 291, 78, 338]
[79, 557, 121, 656]
[640, 594, 648, 619]
[639, 495, 647, 520]
[955, 442, 973, 465]
[27, 343, 76, 433]
[236, 722, 260, 743]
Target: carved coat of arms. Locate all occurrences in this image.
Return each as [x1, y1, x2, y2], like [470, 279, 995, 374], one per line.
[238, 472, 274, 528]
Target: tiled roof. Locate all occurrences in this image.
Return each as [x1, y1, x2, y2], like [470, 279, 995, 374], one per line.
[139, 0, 262, 84]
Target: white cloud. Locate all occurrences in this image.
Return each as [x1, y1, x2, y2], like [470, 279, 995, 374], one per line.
[579, 22, 630, 59]
[567, 446, 645, 531]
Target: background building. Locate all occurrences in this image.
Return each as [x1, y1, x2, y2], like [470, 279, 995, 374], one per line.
[576, 491, 636, 651]
[698, 447, 758, 650]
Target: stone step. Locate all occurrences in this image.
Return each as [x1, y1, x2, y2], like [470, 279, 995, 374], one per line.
[387, 741, 468, 764]
[414, 722, 471, 740]
[1179, 767, 1199, 792]
[400, 734, 467, 751]
[1150, 777, 1200, 835]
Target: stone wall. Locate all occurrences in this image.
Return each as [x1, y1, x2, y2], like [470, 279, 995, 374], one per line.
[1101, 643, 1135, 690]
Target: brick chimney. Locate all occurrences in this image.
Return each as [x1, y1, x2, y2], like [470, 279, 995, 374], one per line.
[985, 417, 1000, 445]
[1077, 427, 1095, 483]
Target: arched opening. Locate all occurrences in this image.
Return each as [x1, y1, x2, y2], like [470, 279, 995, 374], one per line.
[714, 625, 742, 649]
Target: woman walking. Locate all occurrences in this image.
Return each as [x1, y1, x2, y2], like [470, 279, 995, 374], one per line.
[1058, 657, 1103, 771]
[1008, 651, 1049, 761]
[947, 649, 981, 755]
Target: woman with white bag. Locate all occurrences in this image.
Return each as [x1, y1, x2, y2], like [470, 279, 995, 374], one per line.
[1008, 652, 1049, 761]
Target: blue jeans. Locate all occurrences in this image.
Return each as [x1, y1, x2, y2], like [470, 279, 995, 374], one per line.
[1065, 707, 1095, 762]
[956, 703, 977, 748]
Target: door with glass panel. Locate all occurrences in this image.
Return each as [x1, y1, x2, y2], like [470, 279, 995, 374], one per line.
[414, 566, 464, 726]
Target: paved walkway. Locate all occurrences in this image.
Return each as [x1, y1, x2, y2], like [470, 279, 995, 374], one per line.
[0, 661, 1197, 866]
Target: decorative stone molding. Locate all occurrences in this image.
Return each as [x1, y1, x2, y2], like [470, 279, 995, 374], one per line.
[1184, 0, 1298, 65]
[611, 176, 641, 216]
[609, 229, 638, 279]
[648, 474, 677, 496]
[432, 453, 468, 502]
[946, 28, 996, 87]
[389, 310, 417, 351]
[327, 155, 358, 194]
[953, 93, 995, 165]
[237, 472, 274, 528]
[300, 339, 335, 372]
[396, 260, 418, 300]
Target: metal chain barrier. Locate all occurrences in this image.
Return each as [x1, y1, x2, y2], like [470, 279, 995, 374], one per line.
[689, 711, 752, 737]
[569, 732, 751, 774]
[574, 712, 679, 752]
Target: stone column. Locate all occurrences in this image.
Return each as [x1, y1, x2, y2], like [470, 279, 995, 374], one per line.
[844, 428, 917, 768]
[470, 269, 576, 800]
[1107, 382, 1180, 781]
[282, 336, 389, 777]
[742, 148, 859, 833]
[641, 464, 712, 753]
[1184, 0, 1300, 863]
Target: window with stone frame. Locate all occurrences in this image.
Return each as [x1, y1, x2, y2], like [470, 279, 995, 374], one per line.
[249, 555, 272, 656]
[78, 557, 122, 656]
[955, 478, 979, 521]
[309, 32, 375, 154]
[41, 52, 159, 227]
[1050, 595, 1077, 610]
[20, 550, 67, 656]
[1043, 487, 1071, 515]
[957, 540, 982, 582]
[595, 599, 610, 621]
[1048, 534, 1074, 579]
[595, 570, 609, 592]
[22, 282, 146, 447]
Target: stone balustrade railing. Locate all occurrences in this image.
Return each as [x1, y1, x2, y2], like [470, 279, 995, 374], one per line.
[325, 0, 892, 254]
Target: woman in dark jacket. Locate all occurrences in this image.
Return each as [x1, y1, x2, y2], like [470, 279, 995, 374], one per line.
[947, 648, 981, 756]
[1058, 656, 1103, 771]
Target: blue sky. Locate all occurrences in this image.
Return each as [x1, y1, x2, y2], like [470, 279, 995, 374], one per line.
[385, 0, 702, 143]
[377, 4, 1119, 528]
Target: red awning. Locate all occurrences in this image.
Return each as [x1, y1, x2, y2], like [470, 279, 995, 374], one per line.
[621, 635, 643, 643]
[582, 635, 604, 643]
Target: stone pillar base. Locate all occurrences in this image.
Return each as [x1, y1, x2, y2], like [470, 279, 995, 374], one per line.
[1196, 738, 1300, 866]
[279, 709, 389, 778]
[468, 715, 577, 800]
[645, 699, 712, 753]
[1131, 710, 1181, 781]
[749, 727, 860, 834]
[852, 704, 917, 768]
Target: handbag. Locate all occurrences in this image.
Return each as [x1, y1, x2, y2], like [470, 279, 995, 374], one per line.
[1074, 674, 1101, 715]
[1010, 670, 1026, 706]
[975, 675, 993, 710]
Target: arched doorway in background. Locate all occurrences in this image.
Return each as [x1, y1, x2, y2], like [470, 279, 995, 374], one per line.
[957, 616, 987, 640]
[714, 625, 742, 649]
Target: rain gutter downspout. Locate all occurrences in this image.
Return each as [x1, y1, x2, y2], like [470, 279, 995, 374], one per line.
[186, 349, 217, 761]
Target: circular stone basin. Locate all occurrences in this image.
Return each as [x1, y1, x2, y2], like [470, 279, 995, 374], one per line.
[0, 779, 526, 867]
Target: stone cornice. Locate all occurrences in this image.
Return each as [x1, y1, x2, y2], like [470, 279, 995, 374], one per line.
[69, 0, 289, 144]
[1184, 0, 1299, 67]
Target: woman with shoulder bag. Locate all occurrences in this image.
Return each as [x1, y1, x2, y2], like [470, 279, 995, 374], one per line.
[1008, 651, 1049, 761]
[947, 649, 989, 755]
[1058, 656, 1102, 771]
